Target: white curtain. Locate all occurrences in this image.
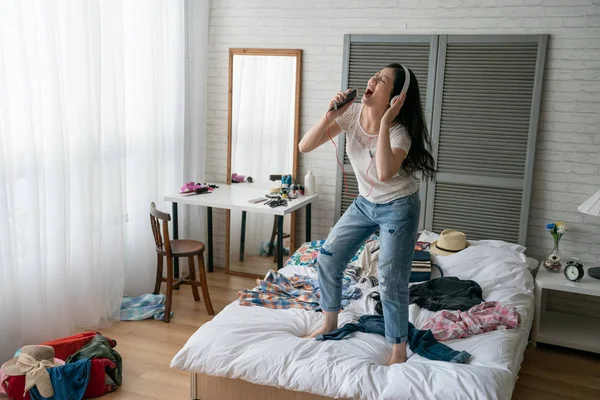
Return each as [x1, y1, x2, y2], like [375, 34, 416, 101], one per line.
[0, 0, 190, 363]
[230, 55, 296, 259]
[183, 0, 210, 244]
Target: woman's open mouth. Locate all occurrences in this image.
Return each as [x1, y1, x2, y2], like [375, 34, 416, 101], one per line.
[363, 87, 374, 98]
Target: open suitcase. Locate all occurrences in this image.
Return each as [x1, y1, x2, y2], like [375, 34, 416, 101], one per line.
[2, 332, 121, 399]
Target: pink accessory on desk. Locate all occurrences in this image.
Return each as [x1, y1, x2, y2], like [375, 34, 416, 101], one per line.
[180, 182, 212, 194]
[231, 173, 246, 183]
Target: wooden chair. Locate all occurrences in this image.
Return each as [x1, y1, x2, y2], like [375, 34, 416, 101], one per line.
[149, 202, 214, 322]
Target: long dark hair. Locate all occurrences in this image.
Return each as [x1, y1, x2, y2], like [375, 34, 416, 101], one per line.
[386, 63, 436, 178]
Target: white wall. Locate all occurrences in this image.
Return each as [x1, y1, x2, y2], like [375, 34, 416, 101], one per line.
[198, 0, 600, 267]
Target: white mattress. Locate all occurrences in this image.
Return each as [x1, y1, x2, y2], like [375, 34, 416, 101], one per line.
[171, 243, 535, 400]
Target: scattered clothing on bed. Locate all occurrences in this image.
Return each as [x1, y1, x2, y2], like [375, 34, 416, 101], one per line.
[422, 301, 521, 341]
[284, 240, 324, 268]
[284, 236, 381, 270]
[344, 264, 378, 288]
[343, 264, 362, 283]
[359, 275, 379, 288]
[120, 293, 173, 321]
[409, 277, 483, 311]
[414, 241, 431, 251]
[316, 315, 471, 364]
[352, 241, 439, 284]
[367, 276, 483, 315]
[238, 269, 361, 310]
[29, 359, 90, 400]
[66, 334, 122, 387]
[353, 240, 380, 278]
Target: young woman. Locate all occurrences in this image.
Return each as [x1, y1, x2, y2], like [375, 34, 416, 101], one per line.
[298, 63, 435, 365]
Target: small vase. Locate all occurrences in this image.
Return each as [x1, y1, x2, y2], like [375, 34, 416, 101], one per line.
[543, 238, 562, 272]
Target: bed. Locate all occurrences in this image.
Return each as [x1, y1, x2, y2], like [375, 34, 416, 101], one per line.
[171, 236, 537, 400]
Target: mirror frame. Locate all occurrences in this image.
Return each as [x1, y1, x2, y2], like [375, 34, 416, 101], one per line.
[225, 48, 302, 278]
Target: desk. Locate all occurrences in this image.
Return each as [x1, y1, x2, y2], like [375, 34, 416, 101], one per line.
[164, 184, 318, 273]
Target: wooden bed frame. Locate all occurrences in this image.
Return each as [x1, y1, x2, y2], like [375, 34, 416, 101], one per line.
[190, 373, 345, 400]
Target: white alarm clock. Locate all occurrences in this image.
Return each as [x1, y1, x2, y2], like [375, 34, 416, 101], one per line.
[564, 258, 585, 282]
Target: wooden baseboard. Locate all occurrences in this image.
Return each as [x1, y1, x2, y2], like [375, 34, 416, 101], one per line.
[191, 373, 341, 400]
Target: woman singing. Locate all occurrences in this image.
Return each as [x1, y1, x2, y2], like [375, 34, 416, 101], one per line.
[299, 63, 435, 365]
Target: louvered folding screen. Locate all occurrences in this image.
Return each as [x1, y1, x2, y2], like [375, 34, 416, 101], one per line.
[425, 35, 547, 244]
[335, 35, 437, 223]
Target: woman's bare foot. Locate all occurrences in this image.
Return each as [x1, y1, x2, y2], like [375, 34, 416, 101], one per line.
[307, 311, 339, 338]
[388, 342, 407, 365]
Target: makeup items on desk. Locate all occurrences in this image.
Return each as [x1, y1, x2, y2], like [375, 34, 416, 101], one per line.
[281, 174, 291, 190]
[232, 173, 253, 183]
[265, 197, 288, 208]
[281, 174, 292, 198]
[277, 174, 297, 199]
[180, 182, 214, 195]
[248, 197, 267, 204]
[249, 195, 287, 207]
[304, 168, 315, 195]
[267, 173, 308, 199]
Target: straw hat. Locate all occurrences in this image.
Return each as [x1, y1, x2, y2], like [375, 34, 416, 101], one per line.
[430, 230, 470, 256]
[1, 345, 60, 397]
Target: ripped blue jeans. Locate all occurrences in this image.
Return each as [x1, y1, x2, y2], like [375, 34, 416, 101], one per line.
[317, 192, 420, 344]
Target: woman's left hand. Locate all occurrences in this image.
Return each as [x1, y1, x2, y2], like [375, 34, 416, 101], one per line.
[381, 93, 406, 125]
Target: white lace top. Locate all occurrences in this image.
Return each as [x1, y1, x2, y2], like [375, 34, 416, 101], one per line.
[336, 103, 418, 203]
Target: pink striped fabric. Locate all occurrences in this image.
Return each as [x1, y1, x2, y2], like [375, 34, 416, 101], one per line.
[422, 301, 520, 341]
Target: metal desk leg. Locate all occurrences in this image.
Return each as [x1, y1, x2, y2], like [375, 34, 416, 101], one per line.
[239, 211, 246, 261]
[306, 203, 312, 243]
[207, 207, 214, 272]
[173, 202, 179, 279]
[277, 215, 284, 270]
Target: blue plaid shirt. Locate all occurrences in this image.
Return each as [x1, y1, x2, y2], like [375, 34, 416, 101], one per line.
[238, 270, 361, 310]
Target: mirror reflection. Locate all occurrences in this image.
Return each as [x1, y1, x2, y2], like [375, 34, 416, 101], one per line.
[227, 50, 300, 277]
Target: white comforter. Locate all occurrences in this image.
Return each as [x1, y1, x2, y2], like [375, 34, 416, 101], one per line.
[171, 242, 535, 400]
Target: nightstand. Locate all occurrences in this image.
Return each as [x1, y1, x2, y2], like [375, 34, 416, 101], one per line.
[531, 262, 600, 354]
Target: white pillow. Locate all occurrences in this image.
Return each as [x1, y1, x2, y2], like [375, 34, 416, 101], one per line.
[418, 230, 526, 253]
[473, 240, 526, 253]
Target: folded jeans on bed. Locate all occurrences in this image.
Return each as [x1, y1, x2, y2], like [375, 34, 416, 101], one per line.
[316, 315, 471, 364]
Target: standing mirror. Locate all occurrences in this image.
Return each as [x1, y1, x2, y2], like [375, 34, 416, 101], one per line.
[226, 48, 302, 278]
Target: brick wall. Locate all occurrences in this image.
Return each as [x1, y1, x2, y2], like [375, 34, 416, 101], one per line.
[198, 0, 600, 267]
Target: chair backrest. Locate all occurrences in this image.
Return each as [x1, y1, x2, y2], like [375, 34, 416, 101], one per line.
[150, 202, 172, 256]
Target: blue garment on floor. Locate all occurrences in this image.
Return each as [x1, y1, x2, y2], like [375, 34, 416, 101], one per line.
[29, 359, 91, 400]
[120, 293, 174, 321]
[316, 315, 471, 364]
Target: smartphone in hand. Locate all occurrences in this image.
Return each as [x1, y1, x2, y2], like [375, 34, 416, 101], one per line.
[333, 87, 358, 111]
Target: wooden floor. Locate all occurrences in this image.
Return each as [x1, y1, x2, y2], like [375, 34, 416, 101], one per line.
[100, 268, 600, 400]
[228, 254, 290, 277]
